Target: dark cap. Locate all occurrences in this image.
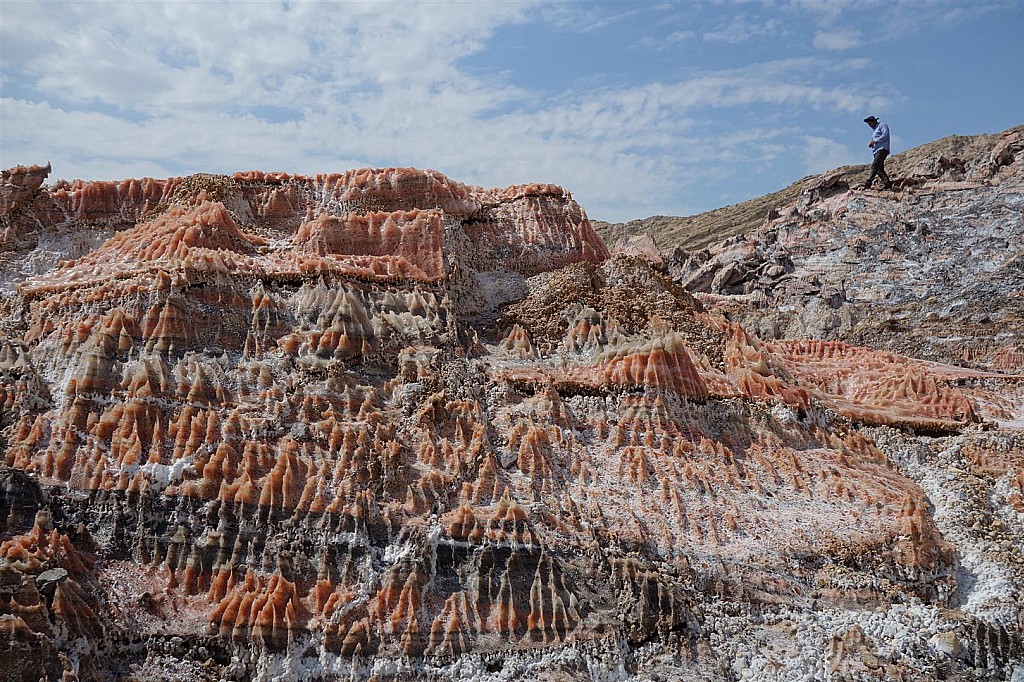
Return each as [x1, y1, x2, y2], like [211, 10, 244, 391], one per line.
[864, 116, 878, 123]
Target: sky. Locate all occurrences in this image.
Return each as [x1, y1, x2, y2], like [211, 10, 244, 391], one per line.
[1, 1, 1022, 223]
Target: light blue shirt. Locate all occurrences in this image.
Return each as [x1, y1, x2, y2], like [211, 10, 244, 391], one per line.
[871, 122, 890, 154]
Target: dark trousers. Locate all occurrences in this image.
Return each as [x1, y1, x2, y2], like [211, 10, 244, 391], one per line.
[866, 148, 890, 188]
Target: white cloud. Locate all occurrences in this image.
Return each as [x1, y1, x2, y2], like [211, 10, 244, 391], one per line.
[782, 0, 847, 23]
[813, 29, 863, 51]
[802, 135, 860, 175]
[1, 2, 908, 221]
[703, 16, 783, 44]
[634, 29, 695, 50]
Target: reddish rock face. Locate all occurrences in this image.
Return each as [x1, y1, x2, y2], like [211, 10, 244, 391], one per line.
[0, 159, 1021, 681]
[0, 164, 51, 219]
[294, 209, 446, 281]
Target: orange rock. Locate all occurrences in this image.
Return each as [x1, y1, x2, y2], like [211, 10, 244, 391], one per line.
[209, 571, 310, 650]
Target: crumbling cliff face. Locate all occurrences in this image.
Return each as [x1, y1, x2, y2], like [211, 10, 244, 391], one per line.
[0, 141, 1021, 682]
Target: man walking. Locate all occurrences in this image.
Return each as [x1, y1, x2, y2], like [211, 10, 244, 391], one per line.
[862, 115, 892, 189]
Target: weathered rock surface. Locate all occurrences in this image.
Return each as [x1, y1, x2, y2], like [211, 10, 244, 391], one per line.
[669, 126, 1024, 373]
[593, 126, 1021, 253]
[0, 151, 1020, 682]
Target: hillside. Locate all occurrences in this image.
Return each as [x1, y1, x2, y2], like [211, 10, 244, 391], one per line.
[662, 125, 1024, 371]
[0, 136, 1021, 682]
[592, 127, 1019, 252]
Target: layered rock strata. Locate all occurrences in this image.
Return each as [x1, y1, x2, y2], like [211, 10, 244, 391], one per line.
[0, 159, 1021, 681]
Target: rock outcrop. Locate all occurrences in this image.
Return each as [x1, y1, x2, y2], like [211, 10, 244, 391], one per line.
[667, 126, 1024, 374]
[0, 145, 1021, 682]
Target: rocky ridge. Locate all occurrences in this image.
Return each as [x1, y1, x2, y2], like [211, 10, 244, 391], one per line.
[664, 125, 1024, 373]
[0, 136, 1021, 682]
[594, 127, 1018, 253]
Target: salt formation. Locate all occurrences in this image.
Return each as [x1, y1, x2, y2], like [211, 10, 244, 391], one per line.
[0, 142, 1022, 682]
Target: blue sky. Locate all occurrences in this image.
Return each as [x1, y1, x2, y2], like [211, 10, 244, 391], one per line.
[1, 1, 1021, 222]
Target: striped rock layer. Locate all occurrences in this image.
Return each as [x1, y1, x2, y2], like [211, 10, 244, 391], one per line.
[0, 162, 1021, 681]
